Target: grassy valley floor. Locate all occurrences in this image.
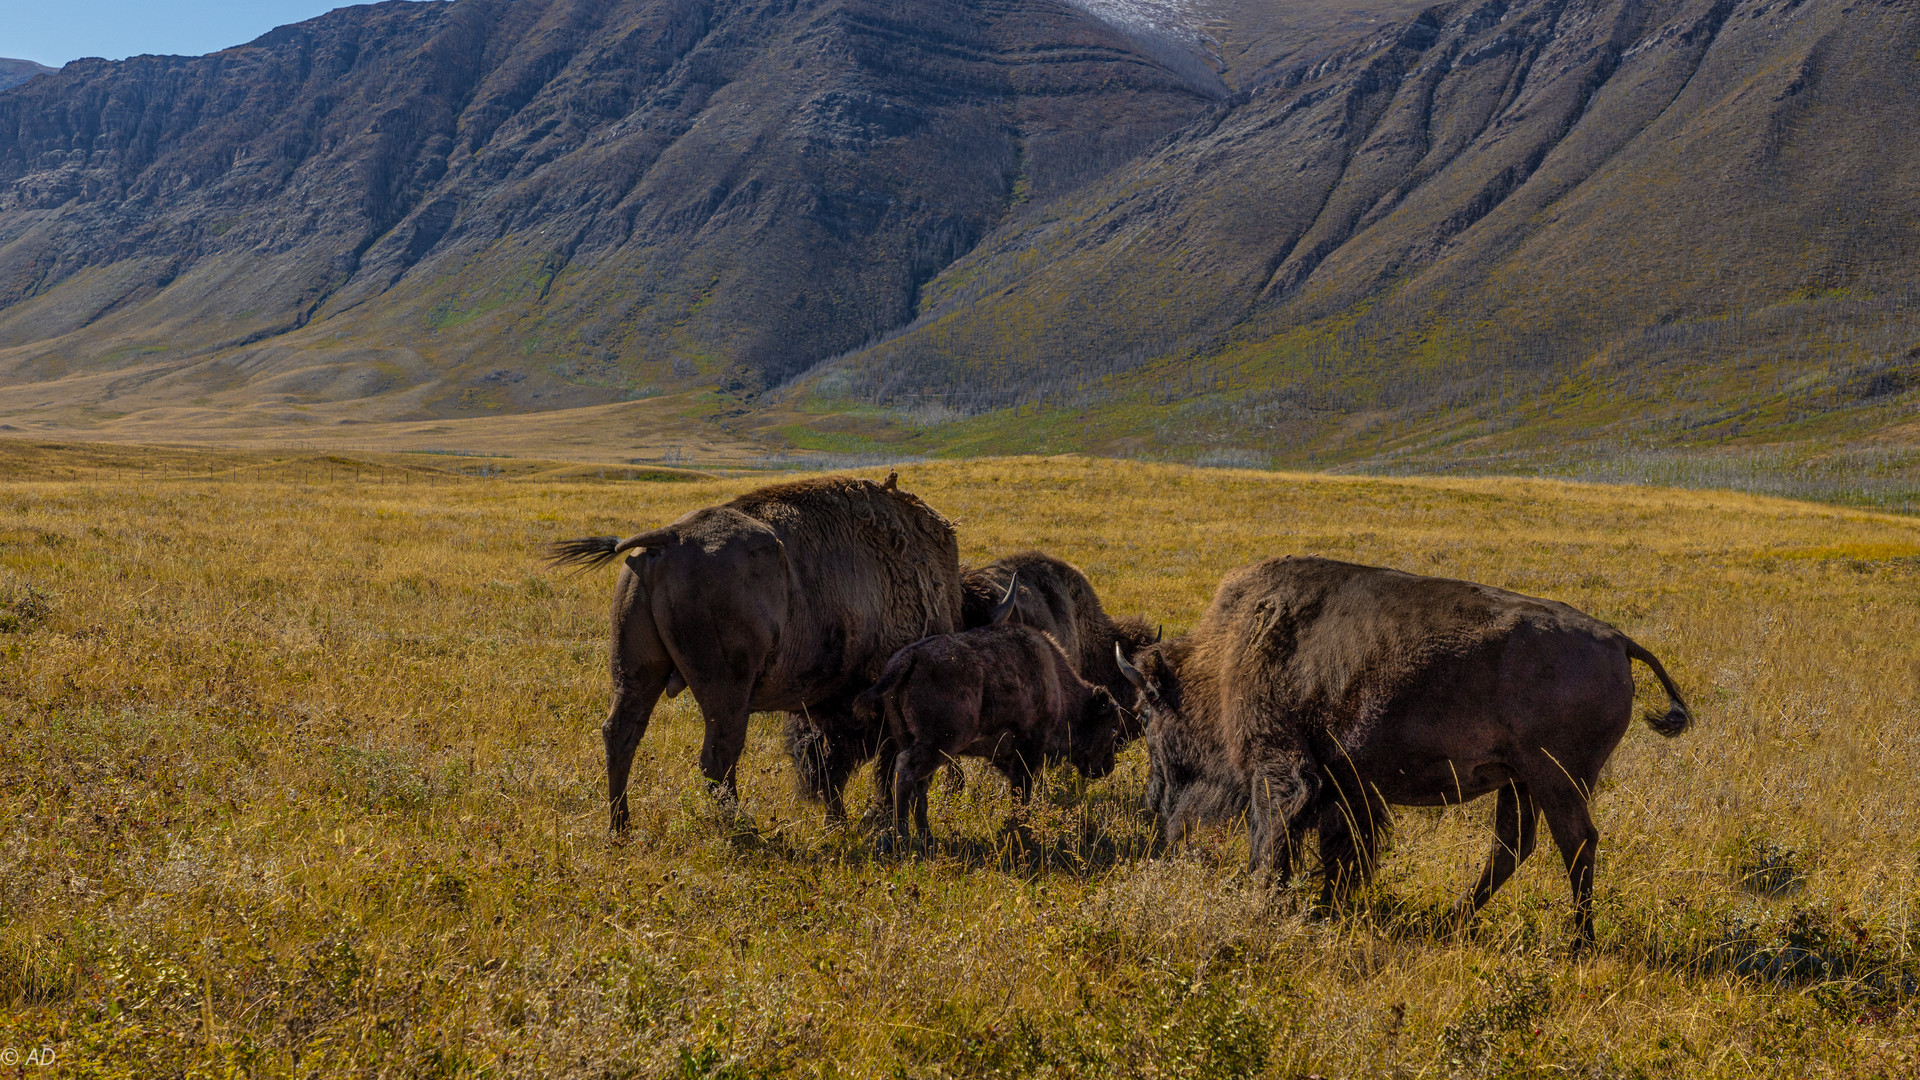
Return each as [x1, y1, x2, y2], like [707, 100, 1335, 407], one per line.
[3, 445, 1920, 1076]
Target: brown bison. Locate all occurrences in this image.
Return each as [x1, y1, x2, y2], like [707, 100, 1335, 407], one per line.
[855, 607, 1125, 841]
[1116, 556, 1691, 944]
[548, 473, 964, 831]
[961, 550, 1158, 739]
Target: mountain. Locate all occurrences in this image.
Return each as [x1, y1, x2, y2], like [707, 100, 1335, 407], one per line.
[0, 60, 57, 93]
[0, 0, 1228, 430]
[1, 0, 1916, 467]
[789, 0, 1920, 464]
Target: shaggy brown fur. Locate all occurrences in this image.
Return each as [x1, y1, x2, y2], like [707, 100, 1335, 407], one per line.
[1119, 556, 1690, 944]
[549, 474, 963, 831]
[855, 623, 1123, 841]
[961, 550, 1157, 741]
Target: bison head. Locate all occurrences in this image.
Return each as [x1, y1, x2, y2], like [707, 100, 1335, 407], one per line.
[1115, 643, 1205, 840]
[1108, 618, 1159, 740]
[1110, 616, 1160, 657]
[1114, 641, 1174, 718]
[1071, 686, 1123, 779]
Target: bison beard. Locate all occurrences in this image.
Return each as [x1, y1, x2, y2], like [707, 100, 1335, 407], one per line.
[548, 473, 964, 832]
[1120, 556, 1691, 945]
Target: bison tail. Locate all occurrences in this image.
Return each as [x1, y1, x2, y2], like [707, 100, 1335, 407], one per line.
[545, 528, 674, 572]
[1624, 638, 1692, 737]
[546, 535, 621, 570]
[850, 685, 886, 731]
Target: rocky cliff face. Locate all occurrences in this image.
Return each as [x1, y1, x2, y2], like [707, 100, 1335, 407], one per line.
[813, 0, 1920, 427]
[0, 0, 1220, 415]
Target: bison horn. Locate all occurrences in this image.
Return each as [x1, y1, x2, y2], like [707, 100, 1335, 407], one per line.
[990, 572, 1020, 625]
[1115, 642, 1149, 693]
[1154, 624, 1163, 643]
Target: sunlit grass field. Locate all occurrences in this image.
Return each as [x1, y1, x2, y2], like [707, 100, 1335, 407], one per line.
[4, 442, 1920, 1077]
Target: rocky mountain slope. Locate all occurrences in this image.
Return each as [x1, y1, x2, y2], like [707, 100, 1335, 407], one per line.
[0, 0, 1915, 464]
[0, 0, 1225, 425]
[802, 0, 1920, 452]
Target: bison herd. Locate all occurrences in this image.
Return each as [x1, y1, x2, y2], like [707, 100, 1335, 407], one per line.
[550, 472, 1692, 942]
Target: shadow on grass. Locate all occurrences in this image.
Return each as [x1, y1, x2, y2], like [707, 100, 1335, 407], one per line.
[1315, 877, 1920, 1021]
[876, 815, 1165, 880]
[700, 802, 1166, 882]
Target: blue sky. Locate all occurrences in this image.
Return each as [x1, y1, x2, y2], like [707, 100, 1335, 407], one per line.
[3, 1, 428, 67]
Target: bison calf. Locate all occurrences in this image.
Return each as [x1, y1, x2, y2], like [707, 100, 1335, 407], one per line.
[855, 623, 1125, 841]
[961, 550, 1159, 742]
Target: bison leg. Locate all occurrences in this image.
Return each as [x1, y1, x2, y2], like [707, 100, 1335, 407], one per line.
[605, 671, 671, 835]
[1533, 779, 1600, 947]
[794, 696, 891, 826]
[1317, 773, 1388, 911]
[912, 779, 931, 839]
[784, 710, 870, 825]
[648, 520, 786, 812]
[1247, 760, 1319, 883]
[868, 732, 901, 824]
[822, 744, 863, 824]
[605, 560, 675, 835]
[1448, 782, 1538, 929]
[891, 745, 942, 842]
[1007, 761, 1035, 807]
[694, 692, 753, 804]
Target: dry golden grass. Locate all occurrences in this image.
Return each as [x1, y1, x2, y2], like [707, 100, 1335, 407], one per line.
[3, 443, 1920, 1077]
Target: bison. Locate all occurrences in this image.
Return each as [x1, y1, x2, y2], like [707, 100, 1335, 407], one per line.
[855, 606, 1125, 841]
[961, 550, 1158, 740]
[548, 473, 964, 832]
[1116, 556, 1691, 944]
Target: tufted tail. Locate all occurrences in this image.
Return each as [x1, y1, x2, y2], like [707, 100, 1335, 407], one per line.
[1624, 638, 1692, 736]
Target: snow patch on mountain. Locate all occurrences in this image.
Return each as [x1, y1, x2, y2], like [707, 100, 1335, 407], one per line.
[1067, 0, 1218, 50]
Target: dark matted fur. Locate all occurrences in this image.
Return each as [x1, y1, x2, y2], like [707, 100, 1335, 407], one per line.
[549, 474, 964, 830]
[854, 623, 1123, 839]
[1125, 556, 1690, 943]
[961, 550, 1157, 741]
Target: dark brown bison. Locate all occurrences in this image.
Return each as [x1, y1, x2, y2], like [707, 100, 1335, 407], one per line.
[854, 614, 1125, 841]
[961, 550, 1158, 739]
[1116, 556, 1691, 943]
[548, 473, 964, 831]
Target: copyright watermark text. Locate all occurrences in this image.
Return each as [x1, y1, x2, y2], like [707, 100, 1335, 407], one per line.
[0, 1045, 57, 1067]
